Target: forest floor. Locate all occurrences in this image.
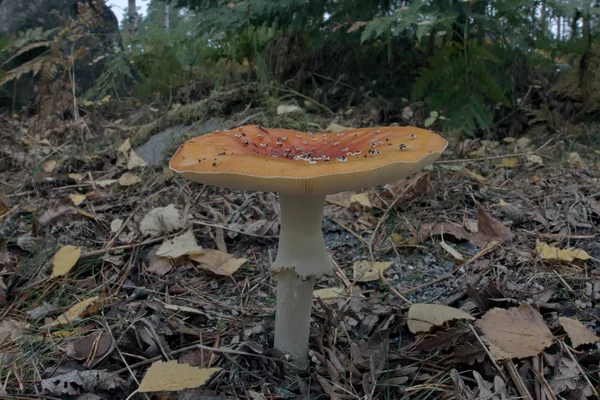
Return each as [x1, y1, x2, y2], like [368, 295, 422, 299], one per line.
[0, 92, 600, 399]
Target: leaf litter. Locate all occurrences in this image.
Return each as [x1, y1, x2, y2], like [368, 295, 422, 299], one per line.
[1, 103, 599, 400]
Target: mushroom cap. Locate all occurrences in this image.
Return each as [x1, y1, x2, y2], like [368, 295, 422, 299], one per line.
[169, 124, 448, 195]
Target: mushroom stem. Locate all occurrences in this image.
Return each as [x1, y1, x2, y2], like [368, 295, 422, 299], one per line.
[273, 193, 333, 368]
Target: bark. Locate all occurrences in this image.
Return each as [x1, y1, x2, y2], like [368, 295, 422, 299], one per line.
[128, 0, 137, 36]
[163, 2, 170, 30]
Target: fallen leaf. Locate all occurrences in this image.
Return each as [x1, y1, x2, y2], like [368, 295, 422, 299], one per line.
[353, 260, 392, 282]
[503, 137, 516, 144]
[0, 320, 25, 344]
[419, 222, 469, 242]
[464, 219, 478, 233]
[516, 137, 531, 149]
[471, 205, 514, 247]
[45, 296, 101, 327]
[67, 332, 114, 368]
[476, 305, 554, 360]
[52, 245, 82, 278]
[463, 169, 486, 182]
[156, 230, 202, 258]
[536, 240, 591, 262]
[407, 304, 475, 333]
[140, 204, 183, 237]
[127, 149, 148, 169]
[440, 241, 464, 260]
[277, 104, 303, 115]
[525, 154, 544, 166]
[118, 138, 131, 153]
[313, 287, 346, 302]
[559, 317, 599, 348]
[118, 172, 141, 186]
[68, 173, 85, 182]
[494, 157, 519, 168]
[498, 199, 510, 207]
[326, 123, 352, 133]
[42, 159, 58, 172]
[95, 179, 117, 188]
[41, 370, 124, 396]
[189, 249, 247, 276]
[163, 303, 206, 315]
[69, 194, 86, 206]
[350, 193, 371, 208]
[567, 152, 584, 169]
[110, 218, 123, 233]
[136, 361, 220, 393]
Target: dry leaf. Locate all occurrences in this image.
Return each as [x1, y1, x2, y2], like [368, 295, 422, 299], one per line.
[0, 320, 25, 344]
[407, 304, 475, 334]
[313, 287, 346, 302]
[118, 172, 141, 186]
[41, 370, 124, 396]
[68, 173, 85, 182]
[110, 218, 123, 233]
[156, 230, 202, 258]
[440, 241, 464, 260]
[277, 104, 303, 115]
[136, 360, 220, 392]
[69, 194, 86, 206]
[559, 317, 599, 348]
[567, 152, 584, 169]
[67, 332, 114, 368]
[42, 159, 58, 172]
[146, 246, 173, 275]
[189, 249, 247, 276]
[52, 245, 82, 277]
[476, 305, 554, 360]
[350, 193, 371, 208]
[463, 169, 486, 182]
[353, 260, 392, 282]
[326, 123, 352, 133]
[118, 138, 131, 153]
[471, 205, 514, 247]
[536, 240, 590, 262]
[95, 179, 117, 188]
[494, 157, 519, 168]
[127, 149, 148, 169]
[140, 204, 183, 237]
[45, 296, 101, 327]
[516, 137, 531, 149]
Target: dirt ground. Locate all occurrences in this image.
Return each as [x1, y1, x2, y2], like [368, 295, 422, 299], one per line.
[0, 96, 599, 399]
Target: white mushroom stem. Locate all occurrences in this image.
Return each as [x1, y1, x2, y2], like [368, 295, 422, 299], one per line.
[272, 193, 333, 368]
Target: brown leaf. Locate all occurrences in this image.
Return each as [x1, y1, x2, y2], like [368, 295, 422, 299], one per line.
[67, 332, 114, 368]
[476, 305, 554, 360]
[136, 361, 220, 392]
[416, 321, 473, 351]
[454, 342, 486, 365]
[471, 205, 514, 247]
[418, 222, 469, 242]
[559, 317, 599, 348]
[189, 249, 247, 277]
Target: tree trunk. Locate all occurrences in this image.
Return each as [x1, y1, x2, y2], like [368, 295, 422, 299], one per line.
[128, 0, 137, 36]
[163, 2, 170, 30]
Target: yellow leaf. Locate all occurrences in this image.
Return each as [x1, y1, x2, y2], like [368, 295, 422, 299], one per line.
[45, 296, 101, 327]
[498, 199, 510, 207]
[127, 150, 148, 169]
[408, 303, 474, 333]
[350, 193, 371, 208]
[313, 287, 346, 302]
[463, 169, 486, 182]
[495, 157, 519, 168]
[52, 245, 81, 277]
[467, 147, 486, 157]
[137, 361, 220, 393]
[69, 194, 86, 206]
[68, 173, 85, 182]
[353, 260, 393, 282]
[326, 123, 352, 133]
[536, 240, 590, 262]
[189, 249, 247, 276]
[118, 172, 141, 186]
[118, 138, 131, 153]
[567, 152, 584, 169]
[503, 137, 517, 144]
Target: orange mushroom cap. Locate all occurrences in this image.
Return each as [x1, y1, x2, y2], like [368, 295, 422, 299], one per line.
[169, 124, 448, 194]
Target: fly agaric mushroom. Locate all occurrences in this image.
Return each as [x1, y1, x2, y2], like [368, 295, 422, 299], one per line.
[170, 124, 447, 367]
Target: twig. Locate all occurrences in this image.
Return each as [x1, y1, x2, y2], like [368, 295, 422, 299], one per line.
[468, 325, 506, 380]
[436, 139, 553, 165]
[553, 270, 575, 294]
[114, 342, 304, 375]
[532, 354, 544, 400]
[531, 369, 558, 400]
[561, 341, 600, 398]
[505, 359, 534, 400]
[193, 220, 277, 239]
